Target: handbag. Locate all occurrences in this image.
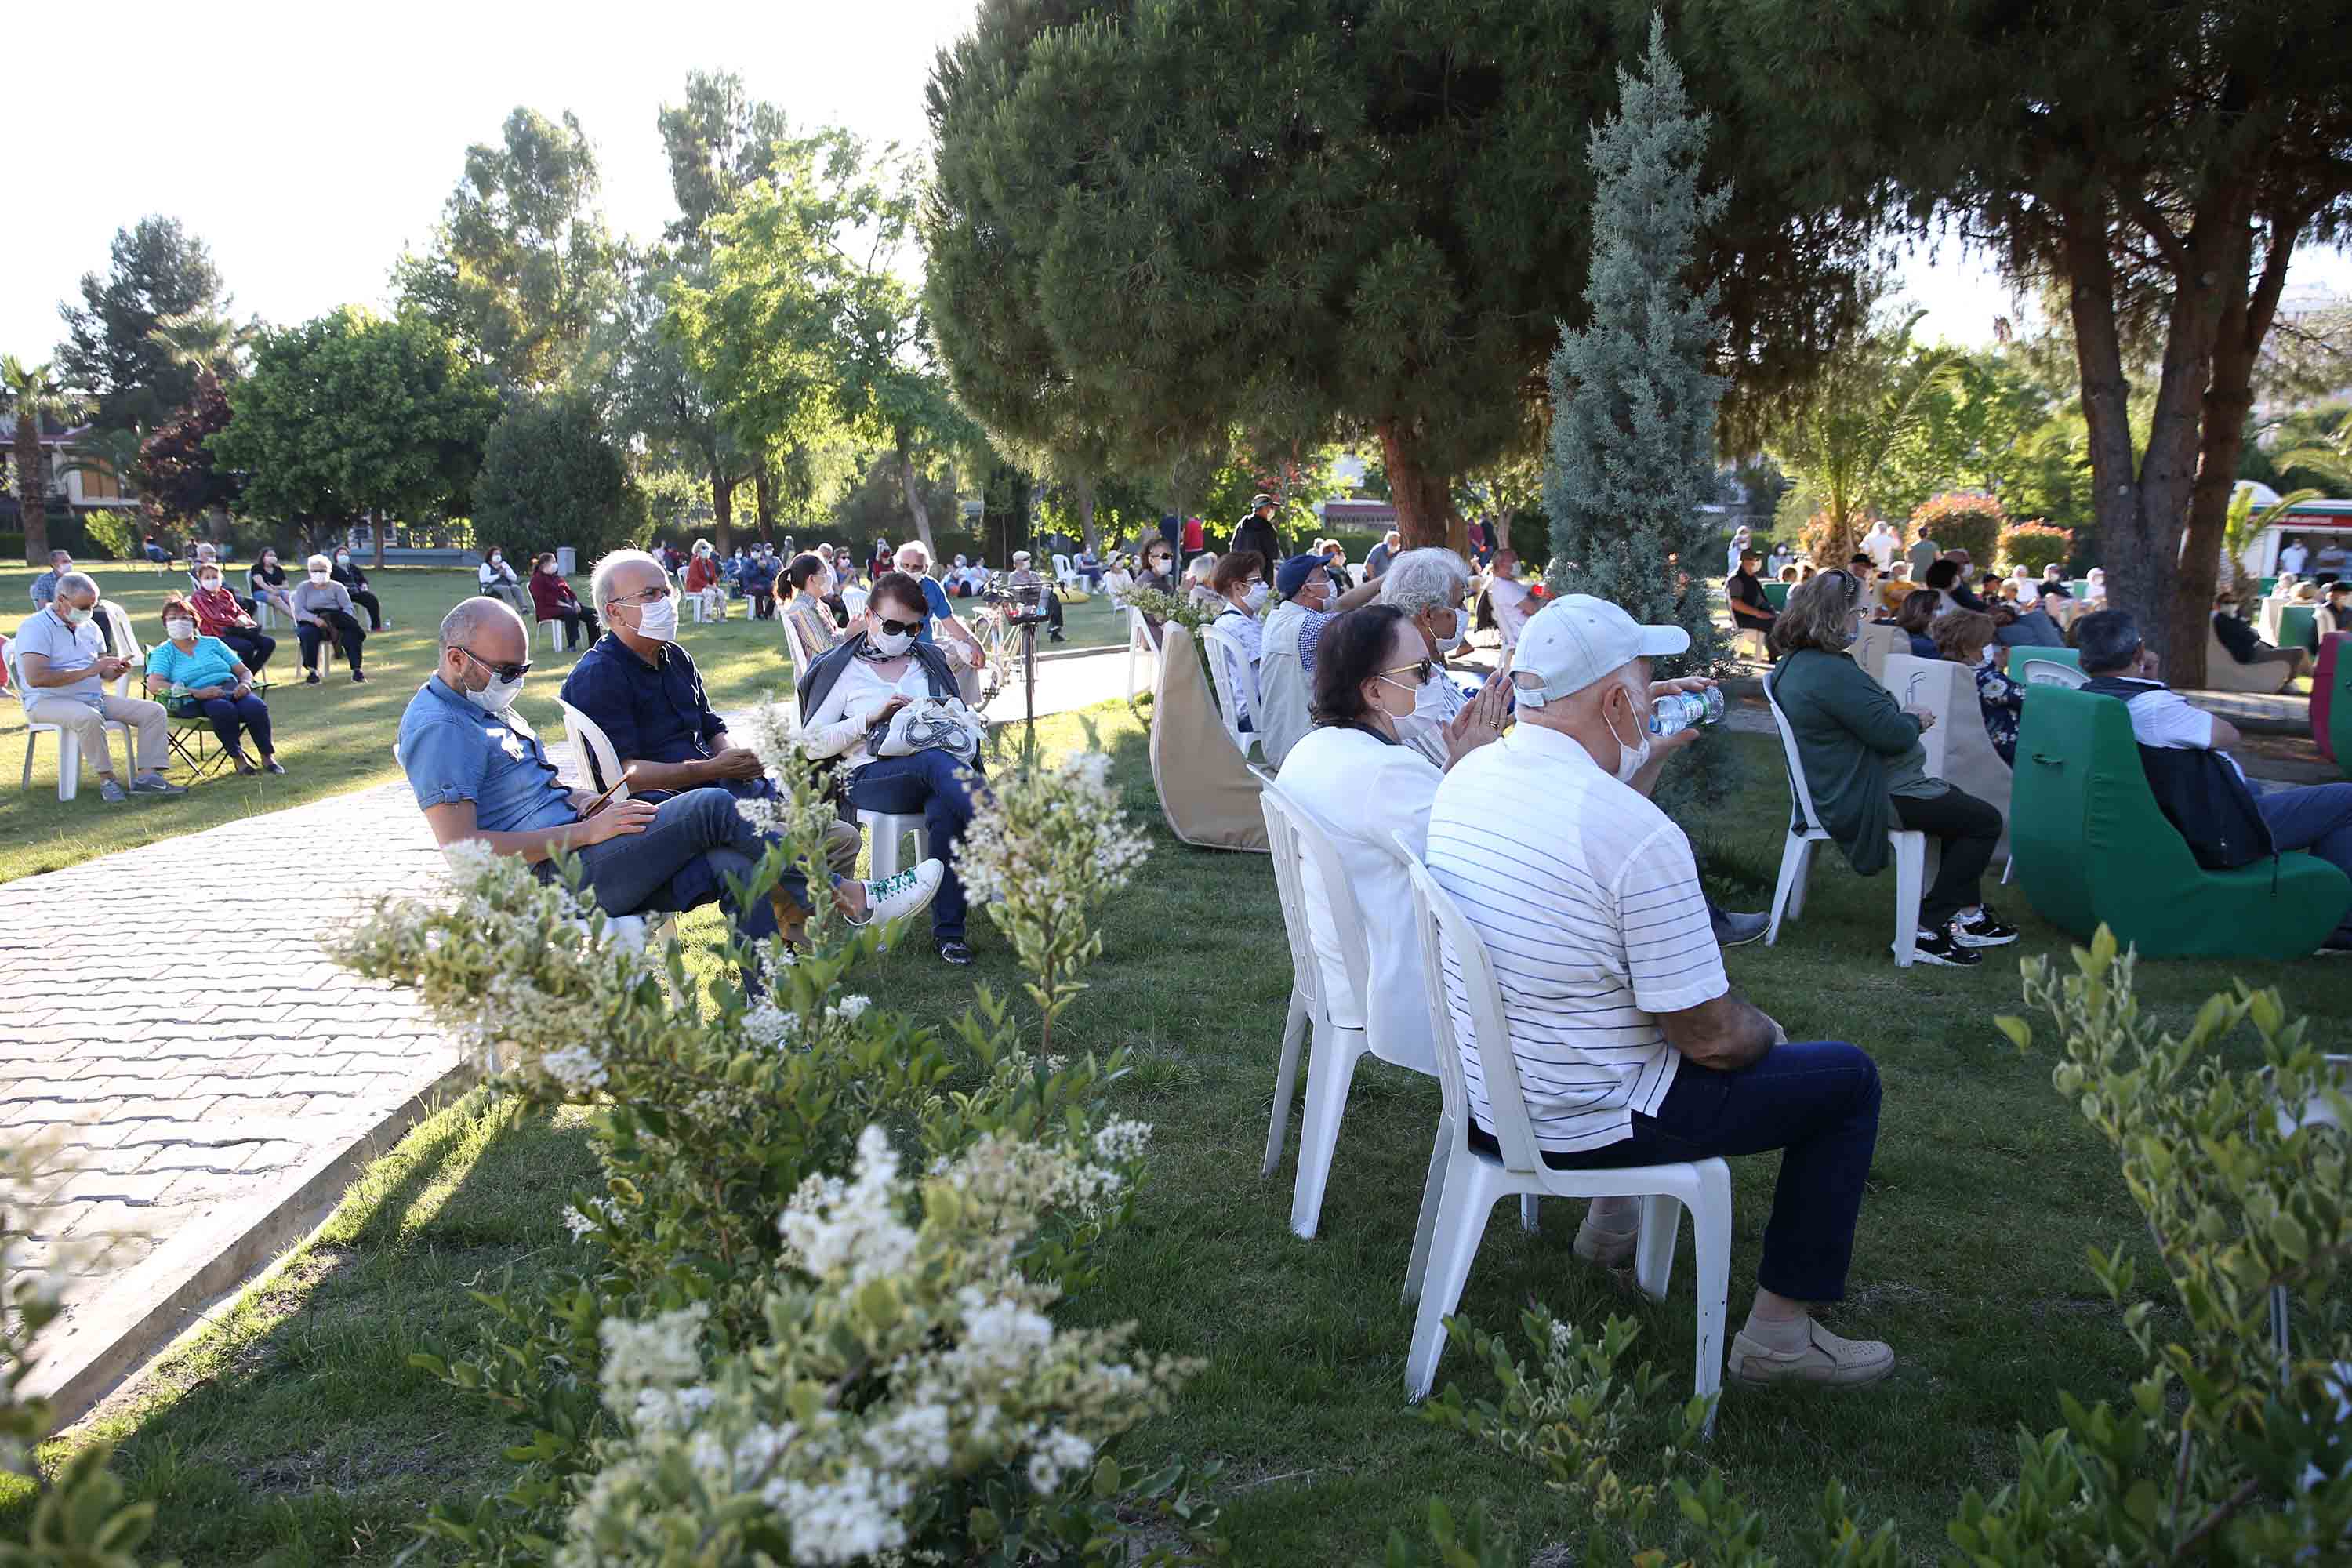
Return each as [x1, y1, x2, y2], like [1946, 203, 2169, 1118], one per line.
[873, 695, 984, 764]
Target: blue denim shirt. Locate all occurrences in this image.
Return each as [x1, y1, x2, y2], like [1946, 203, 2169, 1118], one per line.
[557, 633, 727, 770]
[915, 575, 951, 644]
[397, 676, 576, 833]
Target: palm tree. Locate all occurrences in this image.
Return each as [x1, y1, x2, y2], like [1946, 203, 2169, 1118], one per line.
[1768, 311, 1961, 566]
[3, 356, 95, 564]
[2278, 410, 2352, 495]
[146, 310, 252, 394]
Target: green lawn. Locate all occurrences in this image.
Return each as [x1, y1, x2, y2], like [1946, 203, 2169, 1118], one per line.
[30, 706, 2352, 1564]
[0, 564, 1109, 885]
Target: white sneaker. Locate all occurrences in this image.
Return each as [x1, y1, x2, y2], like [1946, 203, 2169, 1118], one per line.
[850, 860, 943, 928]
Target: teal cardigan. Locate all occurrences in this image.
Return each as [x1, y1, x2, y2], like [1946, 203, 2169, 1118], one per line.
[1767, 647, 1928, 877]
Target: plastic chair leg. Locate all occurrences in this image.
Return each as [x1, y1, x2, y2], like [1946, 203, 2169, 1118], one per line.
[1891, 833, 1925, 967]
[1261, 986, 1309, 1178]
[1765, 833, 1812, 943]
[1405, 1162, 1500, 1401]
[1289, 1021, 1369, 1239]
[1632, 1193, 1684, 1301]
[1402, 1120, 1450, 1305]
[20, 734, 34, 790]
[56, 732, 80, 802]
[1688, 1160, 1734, 1434]
[1519, 1194, 1540, 1233]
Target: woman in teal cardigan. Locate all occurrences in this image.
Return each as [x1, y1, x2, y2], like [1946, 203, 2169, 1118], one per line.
[144, 596, 284, 776]
[1766, 569, 2012, 967]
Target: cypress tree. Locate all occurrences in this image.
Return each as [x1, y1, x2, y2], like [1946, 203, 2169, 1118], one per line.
[1544, 16, 1732, 809]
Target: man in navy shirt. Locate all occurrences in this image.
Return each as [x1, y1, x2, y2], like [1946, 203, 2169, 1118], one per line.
[561, 550, 862, 872]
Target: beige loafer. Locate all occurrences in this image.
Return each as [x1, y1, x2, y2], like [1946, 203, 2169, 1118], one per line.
[1727, 1319, 1895, 1388]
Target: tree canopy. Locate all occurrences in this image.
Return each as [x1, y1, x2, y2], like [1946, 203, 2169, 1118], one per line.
[213, 308, 498, 539]
[924, 0, 1866, 547]
[394, 107, 622, 391]
[472, 390, 648, 564]
[54, 216, 229, 434]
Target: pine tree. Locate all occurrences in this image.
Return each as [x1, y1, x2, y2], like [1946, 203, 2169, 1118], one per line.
[1544, 15, 1733, 808]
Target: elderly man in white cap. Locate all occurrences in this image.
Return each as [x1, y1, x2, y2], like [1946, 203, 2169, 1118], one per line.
[1005, 550, 1065, 642]
[1423, 594, 1893, 1389]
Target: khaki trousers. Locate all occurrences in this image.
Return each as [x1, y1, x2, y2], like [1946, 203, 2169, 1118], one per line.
[24, 692, 170, 778]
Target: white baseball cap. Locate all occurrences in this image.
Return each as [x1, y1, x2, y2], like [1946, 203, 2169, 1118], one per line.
[1511, 595, 1689, 707]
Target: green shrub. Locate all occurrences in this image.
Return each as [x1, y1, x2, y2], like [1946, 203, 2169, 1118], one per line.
[1998, 519, 2073, 575]
[75, 509, 140, 561]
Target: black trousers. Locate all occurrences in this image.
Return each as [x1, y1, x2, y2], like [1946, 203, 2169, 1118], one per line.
[1891, 786, 2003, 927]
[347, 589, 385, 630]
[299, 610, 366, 675]
[218, 627, 276, 675]
[552, 604, 601, 649]
[1040, 591, 1065, 635]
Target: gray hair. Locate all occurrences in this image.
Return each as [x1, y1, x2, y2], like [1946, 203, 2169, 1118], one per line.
[895, 540, 931, 570]
[1381, 547, 1471, 617]
[591, 547, 667, 612]
[306, 553, 332, 574]
[54, 572, 99, 604]
[439, 595, 523, 650]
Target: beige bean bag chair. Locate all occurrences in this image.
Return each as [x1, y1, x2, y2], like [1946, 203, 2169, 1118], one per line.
[1883, 653, 2012, 864]
[2205, 626, 2295, 694]
[1149, 623, 1269, 852]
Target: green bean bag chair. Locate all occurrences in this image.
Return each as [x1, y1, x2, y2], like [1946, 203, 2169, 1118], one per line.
[2318, 633, 2352, 775]
[1762, 581, 1790, 611]
[2009, 688, 2350, 957]
[2009, 646, 2081, 680]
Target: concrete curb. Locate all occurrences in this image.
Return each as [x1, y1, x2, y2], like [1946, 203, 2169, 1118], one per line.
[29, 1060, 474, 1425]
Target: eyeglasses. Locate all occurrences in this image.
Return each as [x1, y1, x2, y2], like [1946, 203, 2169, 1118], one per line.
[613, 584, 673, 606]
[1378, 658, 1436, 688]
[875, 615, 924, 638]
[456, 645, 532, 683]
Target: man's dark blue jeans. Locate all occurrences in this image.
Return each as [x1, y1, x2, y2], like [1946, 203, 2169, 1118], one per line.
[1479, 1040, 1882, 1303]
[568, 786, 797, 948]
[847, 750, 985, 942]
[2252, 781, 2352, 941]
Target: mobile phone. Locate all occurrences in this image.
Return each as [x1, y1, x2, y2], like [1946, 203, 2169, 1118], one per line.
[581, 765, 635, 818]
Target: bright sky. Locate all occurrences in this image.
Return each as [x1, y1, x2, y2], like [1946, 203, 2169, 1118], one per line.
[5, 0, 2346, 367]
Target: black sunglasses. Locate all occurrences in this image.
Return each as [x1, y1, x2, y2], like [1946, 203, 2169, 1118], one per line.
[875, 616, 925, 638]
[457, 645, 533, 683]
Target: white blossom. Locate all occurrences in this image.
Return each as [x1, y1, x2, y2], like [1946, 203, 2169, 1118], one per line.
[539, 1044, 608, 1092]
[780, 1126, 917, 1284]
[742, 1003, 800, 1048]
[1091, 1117, 1153, 1164]
[829, 994, 871, 1023]
[598, 1302, 708, 1420]
[1025, 1427, 1096, 1493]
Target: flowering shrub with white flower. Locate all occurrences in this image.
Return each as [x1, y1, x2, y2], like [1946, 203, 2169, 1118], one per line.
[330, 700, 1207, 1564]
[0, 1143, 158, 1564]
[557, 1127, 1202, 1567]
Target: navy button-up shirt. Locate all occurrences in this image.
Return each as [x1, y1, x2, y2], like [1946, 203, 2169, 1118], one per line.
[557, 633, 728, 769]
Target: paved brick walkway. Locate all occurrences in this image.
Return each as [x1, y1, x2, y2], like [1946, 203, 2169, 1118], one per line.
[0, 777, 464, 1418]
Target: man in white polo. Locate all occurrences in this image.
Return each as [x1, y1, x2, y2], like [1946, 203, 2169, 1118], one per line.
[1424, 594, 1894, 1388]
[12, 572, 185, 803]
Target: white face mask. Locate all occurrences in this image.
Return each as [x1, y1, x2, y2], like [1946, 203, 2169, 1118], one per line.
[1243, 583, 1269, 612]
[464, 666, 524, 715]
[198, 577, 221, 593]
[1434, 607, 1465, 653]
[309, 571, 331, 585]
[489, 554, 502, 564]
[1603, 681, 1653, 785]
[60, 605, 92, 627]
[335, 554, 350, 565]
[870, 626, 915, 657]
[166, 619, 196, 642]
[632, 597, 678, 642]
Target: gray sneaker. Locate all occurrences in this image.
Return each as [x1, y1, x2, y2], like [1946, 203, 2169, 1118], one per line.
[98, 779, 129, 804]
[128, 773, 187, 797]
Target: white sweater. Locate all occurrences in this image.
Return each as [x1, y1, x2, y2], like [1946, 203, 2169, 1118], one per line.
[801, 656, 933, 771]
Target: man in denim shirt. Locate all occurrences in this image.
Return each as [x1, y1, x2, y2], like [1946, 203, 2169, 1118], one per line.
[399, 600, 937, 975]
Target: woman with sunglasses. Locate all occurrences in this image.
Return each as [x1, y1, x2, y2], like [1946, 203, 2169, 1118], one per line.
[1767, 570, 2014, 967]
[1273, 605, 1513, 1073]
[798, 570, 990, 966]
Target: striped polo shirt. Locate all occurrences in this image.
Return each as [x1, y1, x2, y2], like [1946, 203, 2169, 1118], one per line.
[1424, 723, 1726, 1154]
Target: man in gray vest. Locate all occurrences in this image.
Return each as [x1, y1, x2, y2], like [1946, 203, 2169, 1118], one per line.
[1257, 552, 1383, 768]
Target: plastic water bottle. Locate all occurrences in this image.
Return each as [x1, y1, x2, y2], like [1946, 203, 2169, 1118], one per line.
[1650, 686, 1725, 737]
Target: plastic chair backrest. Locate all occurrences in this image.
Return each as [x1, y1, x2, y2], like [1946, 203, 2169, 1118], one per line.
[1394, 834, 1545, 1175]
[1760, 668, 1829, 837]
[782, 619, 812, 724]
[1127, 604, 1152, 653]
[2022, 660, 2089, 689]
[2009, 646, 2081, 679]
[2280, 604, 2318, 652]
[556, 699, 627, 797]
[1252, 772, 1322, 1014]
[1257, 775, 1373, 1007]
[1199, 619, 1256, 753]
[2010, 688, 2202, 927]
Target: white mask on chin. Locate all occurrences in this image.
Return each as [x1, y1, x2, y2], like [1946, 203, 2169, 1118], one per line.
[1603, 683, 1653, 785]
[1434, 607, 1465, 653]
[633, 597, 678, 643]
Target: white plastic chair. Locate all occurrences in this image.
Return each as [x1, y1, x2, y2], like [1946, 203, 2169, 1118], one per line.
[2020, 661, 2088, 690]
[303, 622, 336, 680]
[536, 618, 564, 652]
[1254, 772, 1430, 1236]
[1761, 673, 1928, 966]
[99, 603, 143, 691]
[1199, 619, 1262, 760]
[1125, 605, 1158, 705]
[860, 810, 929, 880]
[6, 641, 135, 802]
[255, 599, 280, 630]
[1393, 840, 1731, 1424]
[1051, 552, 1077, 590]
[555, 699, 631, 798]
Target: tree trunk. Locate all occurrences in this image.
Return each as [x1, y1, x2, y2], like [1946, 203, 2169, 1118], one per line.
[2062, 193, 2238, 687]
[895, 431, 937, 557]
[16, 427, 48, 564]
[2187, 205, 2301, 615]
[1377, 418, 1459, 551]
[369, 507, 387, 570]
[1073, 471, 1101, 556]
[713, 466, 739, 554]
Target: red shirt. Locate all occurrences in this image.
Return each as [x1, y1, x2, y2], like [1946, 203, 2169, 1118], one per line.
[528, 568, 579, 619]
[1182, 517, 1204, 551]
[189, 585, 251, 637]
[684, 556, 718, 593]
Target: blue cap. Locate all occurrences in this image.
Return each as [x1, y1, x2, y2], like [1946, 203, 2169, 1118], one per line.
[1275, 553, 1330, 599]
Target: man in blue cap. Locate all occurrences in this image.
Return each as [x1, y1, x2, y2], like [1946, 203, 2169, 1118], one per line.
[1258, 551, 1383, 768]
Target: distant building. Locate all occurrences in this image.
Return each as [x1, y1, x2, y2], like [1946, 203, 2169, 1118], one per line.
[0, 416, 139, 525]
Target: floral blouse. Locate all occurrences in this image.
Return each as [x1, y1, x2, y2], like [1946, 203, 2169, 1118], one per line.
[1973, 655, 2026, 766]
